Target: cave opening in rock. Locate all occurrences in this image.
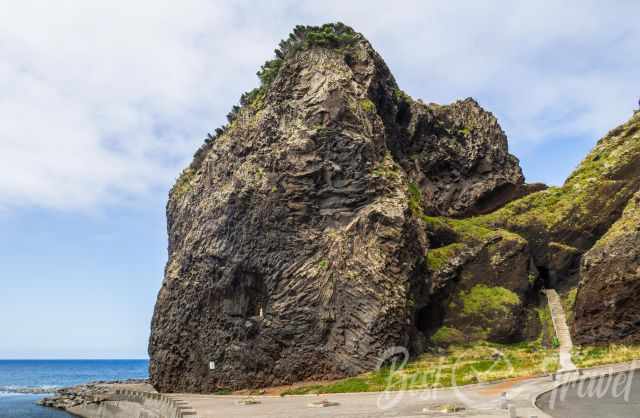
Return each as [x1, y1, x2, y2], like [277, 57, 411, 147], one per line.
[415, 303, 444, 335]
[245, 274, 268, 318]
[538, 266, 554, 289]
[223, 271, 269, 319]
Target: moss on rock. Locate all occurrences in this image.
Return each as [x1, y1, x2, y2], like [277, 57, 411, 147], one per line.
[458, 285, 520, 316]
[431, 326, 466, 346]
[426, 243, 465, 271]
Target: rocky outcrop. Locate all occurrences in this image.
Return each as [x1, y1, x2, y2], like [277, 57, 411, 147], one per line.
[478, 113, 640, 289]
[39, 380, 150, 413]
[148, 24, 528, 393]
[396, 98, 530, 217]
[476, 112, 640, 343]
[574, 190, 640, 344]
[149, 23, 640, 394]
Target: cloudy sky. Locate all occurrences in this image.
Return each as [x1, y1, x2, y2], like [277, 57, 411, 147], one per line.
[1, 1, 639, 358]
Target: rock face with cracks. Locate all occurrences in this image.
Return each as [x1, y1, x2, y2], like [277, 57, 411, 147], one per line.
[149, 23, 640, 394]
[148, 24, 527, 393]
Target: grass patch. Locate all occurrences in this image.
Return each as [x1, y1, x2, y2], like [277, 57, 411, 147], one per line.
[426, 243, 464, 271]
[536, 305, 555, 348]
[171, 168, 195, 199]
[407, 182, 423, 216]
[458, 285, 520, 316]
[212, 388, 233, 395]
[423, 215, 499, 243]
[431, 326, 466, 346]
[281, 342, 558, 395]
[573, 344, 640, 368]
[474, 114, 640, 236]
[562, 288, 578, 327]
[372, 152, 401, 181]
[358, 98, 376, 113]
[393, 88, 412, 103]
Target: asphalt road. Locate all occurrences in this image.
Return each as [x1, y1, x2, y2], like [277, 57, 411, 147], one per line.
[538, 371, 640, 418]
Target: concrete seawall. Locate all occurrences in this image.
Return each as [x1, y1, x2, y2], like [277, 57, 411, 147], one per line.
[64, 389, 197, 418]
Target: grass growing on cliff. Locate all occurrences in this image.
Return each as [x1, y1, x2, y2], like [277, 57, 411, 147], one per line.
[431, 326, 466, 346]
[171, 168, 195, 198]
[281, 342, 558, 395]
[458, 285, 520, 316]
[358, 98, 376, 113]
[188, 23, 360, 168]
[426, 243, 465, 271]
[474, 114, 640, 233]
[572, 344, 640, 369]
[407, 182, 423, 216]
[536, 305, 556, 348]
[562, 288, 578, 327]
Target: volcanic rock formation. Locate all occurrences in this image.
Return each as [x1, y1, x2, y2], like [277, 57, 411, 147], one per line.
[149, 23, 640, 393]
[148, 24, 528, 392]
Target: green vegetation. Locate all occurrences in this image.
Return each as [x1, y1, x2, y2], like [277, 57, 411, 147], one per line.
[393, 88, 412, 103]
[372, 154, 401, 181]
[457, 285, 520, 317]
[431, 326, 466, 346]
[475, 114, 640, 234]
[407, 182, 423, 216]
[188, 23, 359, 164]
[358, 98, 376, 113]
[255, 22, 357, 96]
[318, 260, 329, 270]
[426, 243, 464, 271]
[536, 305, 556, 348]
[212, 388, 233, 395]
[172, 168, 195, 199]
[281, 342, 558, 395]
[423, 215, 499, 242]
[573, 344, 640, 368]
[592, 190, 640, 248]
[562, 288, 578, 326]
[444, 285, 521, 341]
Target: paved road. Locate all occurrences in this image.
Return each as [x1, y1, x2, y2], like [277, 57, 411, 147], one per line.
[166, 363, 640, 418]
[170, 375, 554, 418]
[538, 371, 640, 418]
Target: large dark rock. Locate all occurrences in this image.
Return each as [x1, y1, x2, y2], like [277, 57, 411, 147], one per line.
[476, 112, 640, 343]
[148, 24, 527, 393]
[424, 229, 538, 345]
[479, 112, 640, 287]
[396, 98, 529, 217]
[574, 190, 640, 344]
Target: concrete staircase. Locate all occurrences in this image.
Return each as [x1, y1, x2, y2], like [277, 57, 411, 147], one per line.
[545, 289, 577, 372]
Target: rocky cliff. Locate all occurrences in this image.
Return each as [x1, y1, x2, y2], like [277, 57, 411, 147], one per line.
[149, 23, 640, 393]
[148, 24, 528, 392]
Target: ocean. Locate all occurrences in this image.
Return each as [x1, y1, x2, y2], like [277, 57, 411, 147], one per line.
[0, 359, 149, 417]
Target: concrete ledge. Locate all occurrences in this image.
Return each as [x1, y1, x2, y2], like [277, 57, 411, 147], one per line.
[108, 388, 199, 418]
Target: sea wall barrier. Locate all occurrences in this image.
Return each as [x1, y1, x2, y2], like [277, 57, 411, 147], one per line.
[65, 388, 198, 418]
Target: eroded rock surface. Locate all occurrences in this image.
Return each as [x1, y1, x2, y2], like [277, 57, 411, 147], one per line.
[574, 191, 640, 344]
[148, 24, 527, 393]
[149, 23, 640, 394]
[397, 98, 528, 217]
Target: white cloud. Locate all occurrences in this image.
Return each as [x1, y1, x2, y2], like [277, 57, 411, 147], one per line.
[1, 1, 639, 210]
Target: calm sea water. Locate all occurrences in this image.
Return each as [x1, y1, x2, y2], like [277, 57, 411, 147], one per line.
[0, 359, 149, 417]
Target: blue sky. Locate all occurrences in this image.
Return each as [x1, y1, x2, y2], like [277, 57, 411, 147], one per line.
[1, 1, 639, 358]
